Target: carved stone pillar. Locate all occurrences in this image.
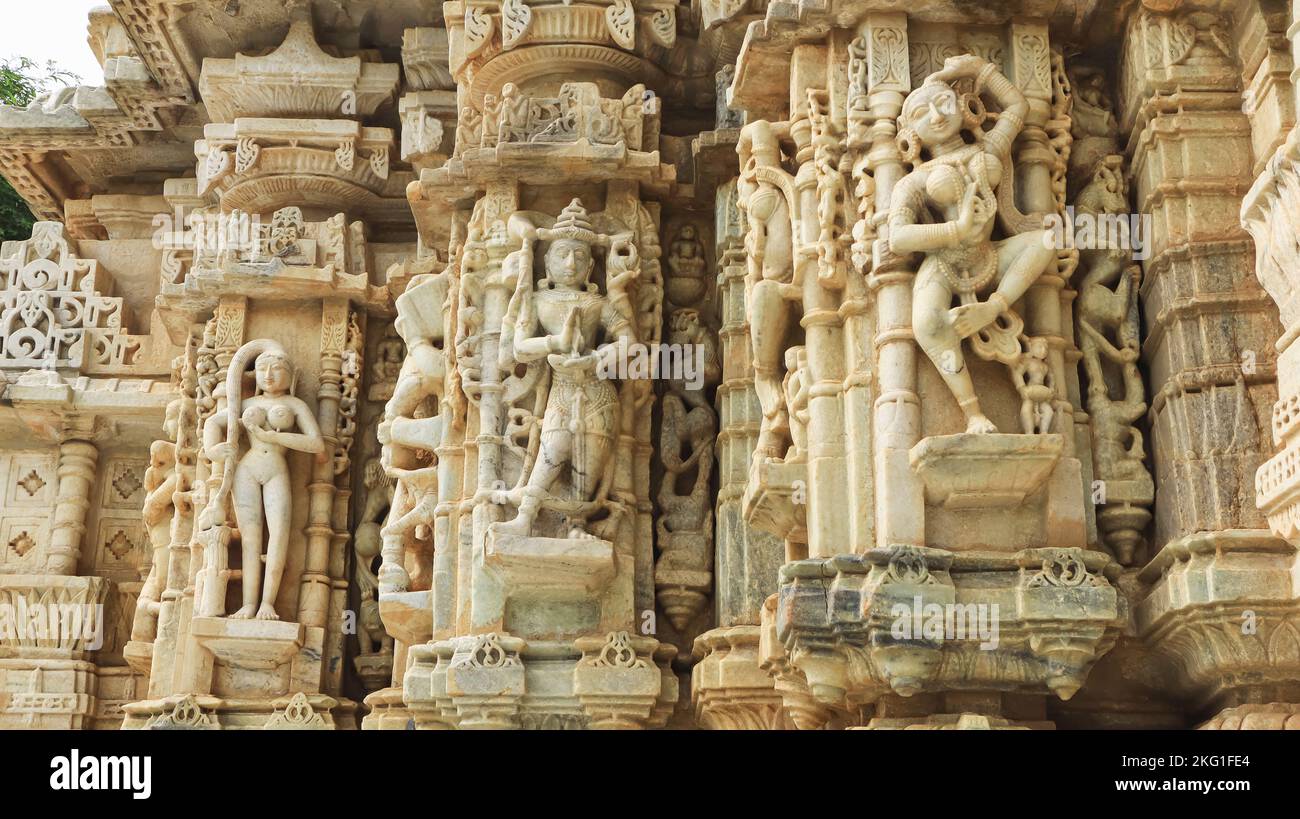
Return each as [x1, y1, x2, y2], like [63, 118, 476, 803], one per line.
[117, 10, 396, 728]
[692, 181, 787, 730]
[712, 182, 784, 628]
[45, 439, 99, 576]
[1126, 2, 1288, 726]
[301, 300, 356, 702]
[1225, 0, 1300, 732]
[859, 14, 920, 554]
[392, 5, 685, 726]
[736, 17, 1122, 730]
[793, 48, 852, 564]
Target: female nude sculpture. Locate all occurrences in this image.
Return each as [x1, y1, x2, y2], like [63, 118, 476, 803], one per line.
[203, 340, 324, 619]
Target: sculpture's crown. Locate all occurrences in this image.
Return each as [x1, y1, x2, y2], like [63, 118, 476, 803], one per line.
[546, 199, 600, 245]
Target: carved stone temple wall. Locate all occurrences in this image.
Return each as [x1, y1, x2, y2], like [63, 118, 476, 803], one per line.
[0, 0, 1298, 730]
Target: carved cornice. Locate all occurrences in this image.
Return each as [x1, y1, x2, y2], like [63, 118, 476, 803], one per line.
[0, 2, 200, 220]
[1137, 530, 1300, 712]
[198, 17, 400, 122]
[771, 546, 1124, 714]
[692, 625, 789, 729]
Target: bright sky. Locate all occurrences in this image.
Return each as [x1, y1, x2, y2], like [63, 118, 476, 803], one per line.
[0, 1, 106, 87]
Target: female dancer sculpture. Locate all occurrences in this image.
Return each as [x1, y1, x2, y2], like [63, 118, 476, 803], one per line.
[889, 54, 1056, 434]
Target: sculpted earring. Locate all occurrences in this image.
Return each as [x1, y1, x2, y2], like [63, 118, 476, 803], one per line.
[960, 92, 986, 132]
[896, 127, 920, 166]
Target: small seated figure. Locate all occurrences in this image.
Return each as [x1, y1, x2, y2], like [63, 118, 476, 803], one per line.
[666, 224, 708, 308]
[371, 325, 405, 387]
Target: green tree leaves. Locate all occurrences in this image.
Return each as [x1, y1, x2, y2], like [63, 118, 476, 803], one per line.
[0, 56, 80, 241]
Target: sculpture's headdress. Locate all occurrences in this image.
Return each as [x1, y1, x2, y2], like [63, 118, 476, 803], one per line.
[900, 77, 956, 124]
[539, 199, 602, 246]
[896, 75, 986, 165]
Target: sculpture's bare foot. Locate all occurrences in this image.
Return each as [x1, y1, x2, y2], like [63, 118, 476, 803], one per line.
[255, 603, 280, 621]
[965, 414, 998, 434]
[493, 513, 531, 536]
[950, 300, 1002, 339]
[567, 526, 597, 540]
[230, 604, 257, 620]
[754, 442, 783, 461]
[754, 422, 788, 460]
[754, 377, 783, 417]
[377, 563, 410, 594]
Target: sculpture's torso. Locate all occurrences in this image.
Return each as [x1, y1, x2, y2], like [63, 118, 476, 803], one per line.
[236, 395, 297, 482]
[534, 286, 618, 433]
